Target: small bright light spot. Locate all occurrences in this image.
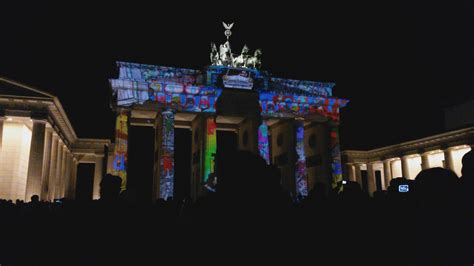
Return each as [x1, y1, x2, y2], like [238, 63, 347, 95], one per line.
[6, 117, 12, 121]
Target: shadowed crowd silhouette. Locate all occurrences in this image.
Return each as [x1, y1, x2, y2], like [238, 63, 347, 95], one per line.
[0, 150, 473, 265]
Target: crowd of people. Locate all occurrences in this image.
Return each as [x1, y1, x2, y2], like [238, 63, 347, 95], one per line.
[0, 150, 473, 265]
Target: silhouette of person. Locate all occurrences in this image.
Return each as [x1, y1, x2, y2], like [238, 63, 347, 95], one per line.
[30, 194, 39, 203]
[414, 168, 465, 264]
[99, 174, 122, 202]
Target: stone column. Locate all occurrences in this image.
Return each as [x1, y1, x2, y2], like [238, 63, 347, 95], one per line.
[238, 117, 260, 155]
[443, 148, 455, 171]
[53, 141, 64, 199]
[152, 111, 163, 201]
[62, 150, 71, 198]
[329, 122, 343, 192]
[159, 110, 175, 200]
[112, 112, 129, 191]
[258, 119, 270, 164]
[401, 156, 410, 179]
[58, 146, 67, 198]
[70, 158, 78, 199]
[346, 164, 356, 182]
[190, 115, 204, 201]
[367, 163, 376, 195]
[203, 116, 217, 193]
[354, 164, 362, 186]
[47, 135, 59, 201]
[294, 118, 308, 197]
[0, 116, 5, 150]
[93, 156, 103, 200]
[383, 159, 392, 190]
[25, 120, 47, 201]
[40, 128, 53, 201]
[421, 153, 430, 170]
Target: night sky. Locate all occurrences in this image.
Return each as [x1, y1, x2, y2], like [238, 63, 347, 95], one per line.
[1, 1, 472, 150]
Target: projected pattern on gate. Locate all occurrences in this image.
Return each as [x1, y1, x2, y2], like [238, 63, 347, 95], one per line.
[110, 23, 349, 200]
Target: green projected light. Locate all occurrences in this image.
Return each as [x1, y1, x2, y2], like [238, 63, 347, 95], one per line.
[204, 118, 217, 183]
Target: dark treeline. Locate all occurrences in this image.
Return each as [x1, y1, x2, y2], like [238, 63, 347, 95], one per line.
[0, 150, 473, 265]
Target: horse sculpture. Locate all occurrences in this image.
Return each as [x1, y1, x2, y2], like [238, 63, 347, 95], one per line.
[246, 49, 262, 69]
[210, 41, 262, 69]
[233, 45, 250, 68]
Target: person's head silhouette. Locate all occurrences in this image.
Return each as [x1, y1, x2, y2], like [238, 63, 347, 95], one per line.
[30, 195, 39, 203]
[415, 167, 458, 207]
[100, 174, 122, 201]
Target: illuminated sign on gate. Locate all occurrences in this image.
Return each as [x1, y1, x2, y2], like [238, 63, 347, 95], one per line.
[222, 68, 254, 90]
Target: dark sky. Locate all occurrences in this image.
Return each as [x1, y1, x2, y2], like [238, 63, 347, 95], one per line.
[1, 1, 472, 150]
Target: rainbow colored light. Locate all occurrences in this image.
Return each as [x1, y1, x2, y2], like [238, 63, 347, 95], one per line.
[203, 118, 217, 183]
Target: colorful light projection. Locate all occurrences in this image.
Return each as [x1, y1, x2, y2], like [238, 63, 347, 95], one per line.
[113, 112, 128, 191]
[258, 120, 270, 164]
[259, 92, 347, 121]
[148, 85, 220, 113]
[269, 77, 334, 97]
[295, 119, 308, 197]
[206, 65, 268, 91]
[111, 78, 221, 113]
[330, 125, 343, 192]
[203, 118, 217, 184]
[159, 110, 175, 200]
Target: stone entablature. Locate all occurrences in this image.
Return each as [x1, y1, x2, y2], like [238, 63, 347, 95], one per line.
[342, 127, 474, 163]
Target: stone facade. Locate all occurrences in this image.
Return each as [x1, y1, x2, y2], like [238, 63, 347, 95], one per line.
[0, 77, 111, 201]
[342, 127, 474, 195]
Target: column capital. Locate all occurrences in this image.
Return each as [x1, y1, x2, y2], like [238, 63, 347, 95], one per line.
[32, 119, 48, 124]
[420, 150, 431, 156]
[30, 112, 48, 120]
[443, 146, 456, 152]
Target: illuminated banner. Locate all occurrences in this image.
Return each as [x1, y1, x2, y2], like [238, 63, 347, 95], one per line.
[113, 113, 128, 191]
